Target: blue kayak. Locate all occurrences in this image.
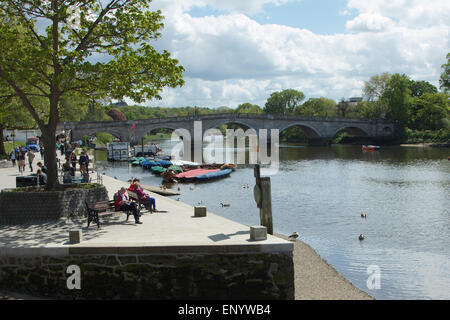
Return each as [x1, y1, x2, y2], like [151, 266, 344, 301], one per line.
[141, 160, 161, 168]
[194, 169, 232, 181]
[155, 155, 171, 161]
[158, 160, 173, 167]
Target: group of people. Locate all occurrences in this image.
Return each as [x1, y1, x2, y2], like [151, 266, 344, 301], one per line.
[113, 178, 157, 224]
[10, 147, 36, 174]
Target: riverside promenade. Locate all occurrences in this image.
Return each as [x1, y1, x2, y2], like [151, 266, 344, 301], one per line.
[0, 152, 372, 300]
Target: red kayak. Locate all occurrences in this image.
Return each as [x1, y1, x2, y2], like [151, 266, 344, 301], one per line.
[175, 168, 220, 181]
[362, 145, 380, 151]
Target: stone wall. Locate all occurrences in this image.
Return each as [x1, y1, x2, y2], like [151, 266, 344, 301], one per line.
[0, 185, 108, 225]
[0, 251, 294, 300]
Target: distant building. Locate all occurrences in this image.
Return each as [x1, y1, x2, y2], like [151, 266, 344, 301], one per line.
[348, 97, 363, 106]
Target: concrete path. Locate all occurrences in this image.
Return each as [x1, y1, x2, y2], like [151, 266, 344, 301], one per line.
[0, 150, 372, 299]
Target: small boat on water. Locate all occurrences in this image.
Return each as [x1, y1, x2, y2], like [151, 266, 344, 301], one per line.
[175, 168, 220, 182]
[362, 145, 381, 151]
[171, 160, 200, 168]
[195, 168, 232, 181]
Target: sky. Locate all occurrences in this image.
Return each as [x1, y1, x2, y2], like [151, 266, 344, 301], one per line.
[128, 0, 449, 109]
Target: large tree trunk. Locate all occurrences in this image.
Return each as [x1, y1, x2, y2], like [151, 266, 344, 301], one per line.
[40, 125, 59, 190]
[0, 125, 5, 155]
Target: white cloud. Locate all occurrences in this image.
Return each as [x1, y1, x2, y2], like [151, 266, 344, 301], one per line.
[346, 13, 395, 32]
[143, 0, 450, 108]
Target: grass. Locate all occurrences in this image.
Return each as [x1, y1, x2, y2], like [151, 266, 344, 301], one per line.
[4, 141, 26, 154]
[6, 183, 103, 193]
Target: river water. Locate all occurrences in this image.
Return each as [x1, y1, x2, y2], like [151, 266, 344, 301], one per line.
[94, 141, 450, 300]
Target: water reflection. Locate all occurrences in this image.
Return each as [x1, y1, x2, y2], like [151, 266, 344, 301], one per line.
[95, 143, 450, 300]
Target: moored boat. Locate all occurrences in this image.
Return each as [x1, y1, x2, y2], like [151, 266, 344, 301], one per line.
[362, 145, 381, 151]
[194, 168, 232, 181]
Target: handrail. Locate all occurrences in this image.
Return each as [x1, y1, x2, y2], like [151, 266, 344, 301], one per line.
[60, 112, 392, 128]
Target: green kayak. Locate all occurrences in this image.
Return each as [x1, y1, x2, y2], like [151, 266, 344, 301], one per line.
[151, 166, 167, 174]
[168, 165, 182, 173]
[131, 160, 141, 166]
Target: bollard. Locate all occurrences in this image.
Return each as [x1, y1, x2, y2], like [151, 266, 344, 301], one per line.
[69, 229, 82, 244]
[250, 226, 267, 241]
[194, 206, 207, 217]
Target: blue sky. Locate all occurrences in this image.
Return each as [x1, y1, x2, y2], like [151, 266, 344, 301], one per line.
[189, 0, 356, 35]
[140, 0, 450, 109]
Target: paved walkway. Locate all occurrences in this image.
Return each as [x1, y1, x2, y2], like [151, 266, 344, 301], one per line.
[0, 150, 372, 299]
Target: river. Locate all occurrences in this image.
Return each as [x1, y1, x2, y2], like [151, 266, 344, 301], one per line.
[94, 141, 450, 300]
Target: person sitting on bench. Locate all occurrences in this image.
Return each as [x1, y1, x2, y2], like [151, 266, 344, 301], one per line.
[114, 187, 142, 224]
[128, 178, 156, 212]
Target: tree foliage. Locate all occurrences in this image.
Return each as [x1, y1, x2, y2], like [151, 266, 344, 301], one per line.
[440, 53, 450, 94]
[0, 0, 184, 188]
[363, 73, 391, 101]
[264, 89, 305, 115]
[235, 103, 262, 114]
[295, 97, 336, 117]
[381, 73, 413, 131]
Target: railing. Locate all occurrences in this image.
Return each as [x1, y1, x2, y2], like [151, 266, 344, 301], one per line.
[61, 113, 392, 128]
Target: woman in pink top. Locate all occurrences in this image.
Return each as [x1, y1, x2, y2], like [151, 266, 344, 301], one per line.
[128, 178, 156, 211]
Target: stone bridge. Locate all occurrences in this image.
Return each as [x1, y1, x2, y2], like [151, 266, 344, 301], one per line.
[58, 113, 394, 145]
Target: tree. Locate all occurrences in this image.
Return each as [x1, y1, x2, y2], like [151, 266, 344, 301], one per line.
[264, 89, 305, 115]
[0, 96, 36, 155]
[235, 103, 262, 114]
[381, 74, 413, 132]
[0, 1, 184, 189]
[295, 97, 336, 117]
[440, 53, 450, 94]
[412, 93, 449, 130]
[408, 80, 438, 98]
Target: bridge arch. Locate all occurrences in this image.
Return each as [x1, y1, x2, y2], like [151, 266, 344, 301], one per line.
[134, 124, 181, 144]
[279, 123, 322, 138]
[202, 119, 257, 135]
[333, 126, 370, 137]
[72, 127, 126, 142]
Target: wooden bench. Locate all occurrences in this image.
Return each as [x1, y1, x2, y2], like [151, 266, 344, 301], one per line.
[127, 190, 150, 214]
[85, 200, 133, 229]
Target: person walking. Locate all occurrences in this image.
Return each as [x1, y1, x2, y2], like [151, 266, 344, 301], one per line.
[9, 150, 16, 166]
[79, 151, 90, 174]
[27, 149, 35, 172]
[70, 152, 77, 176]
[17, 149, 26, 174]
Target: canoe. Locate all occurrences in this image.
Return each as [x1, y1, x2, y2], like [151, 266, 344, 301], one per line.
[141, 184, 180, 196]
[158, 160, 173, 167]
[195, 168, 232, 181]
[131, 160, 141, 166]
[168, 165, 182, 173]
[362, 145, 380, 151]
[151, 166, 167, 174]
[141, 160, 161, 168]
[175, 168, 220, 181]
[172, 160, 200, 167]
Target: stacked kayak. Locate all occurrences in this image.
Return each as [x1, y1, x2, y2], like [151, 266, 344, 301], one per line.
[195, 168, 232, 181]
[141, 159, 173, 169]
[175, 168, 220, 181]
[168, 165, 182, 173]
[172, 160, 200, 168]
[131, 157, 146, 165]
[175, 168, 232, 182]
[151, 166, 167, 174]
